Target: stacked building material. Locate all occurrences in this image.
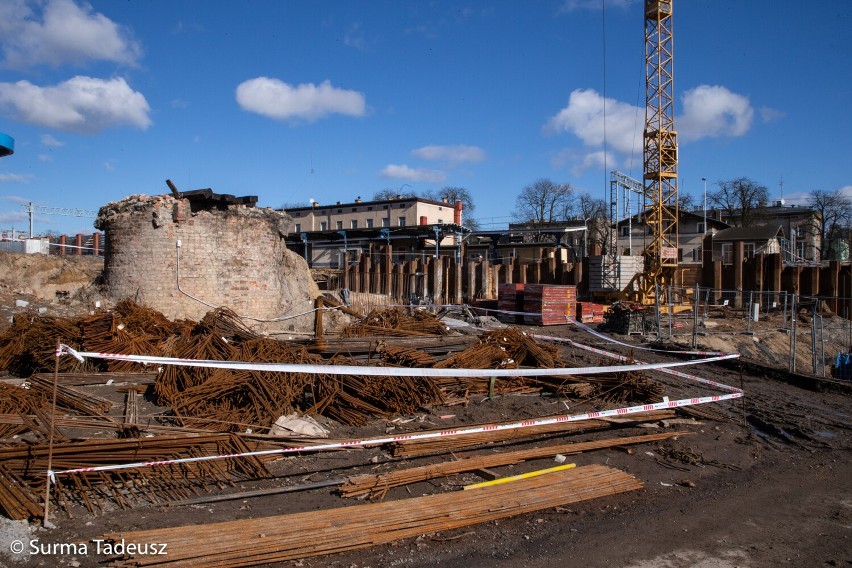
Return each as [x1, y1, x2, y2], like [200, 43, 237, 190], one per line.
[0, 434, 270, 519]
[523, 284, 577, 325]
[102, 465, 643, 567]
[576, 302, 606, 323]
[497, 282, 526, 324]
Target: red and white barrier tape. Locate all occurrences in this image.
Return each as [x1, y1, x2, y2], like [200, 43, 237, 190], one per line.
[57, 344, 738, 378]
[47, 342, 741, 479]
[566, 317, 731, 357]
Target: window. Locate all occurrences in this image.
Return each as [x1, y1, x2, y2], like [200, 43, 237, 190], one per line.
[398, 216, 406, 227]
[366, 219, 374, 228]
[294, 223, 301, 233]
[337, 209, 342, 214]
[744, 242, 755, 259]
[696, 222, 705, 234]
[350, 220, 358, 229]
[692, 247, 702, 262]
[320, 221, 328, 231]
[383, 205, 389, 210]
[336, 221, 343, 230]
[367, 206, 373, 211]
[352, 208, 357, 212]
[721, 243, 733, 265]
[620, 226, 630, 237]
[382, 217, 390, 227]
[438, 219, 443, 224]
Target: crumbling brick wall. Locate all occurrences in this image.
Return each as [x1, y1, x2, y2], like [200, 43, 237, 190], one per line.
[96, 194, 320, 333]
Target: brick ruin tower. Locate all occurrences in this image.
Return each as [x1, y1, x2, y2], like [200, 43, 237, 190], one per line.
[95, 186, 320, 334]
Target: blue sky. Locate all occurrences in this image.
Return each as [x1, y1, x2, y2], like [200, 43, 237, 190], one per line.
[0, 0, 850, 236]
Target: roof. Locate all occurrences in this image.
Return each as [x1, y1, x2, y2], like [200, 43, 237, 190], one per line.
[283, 195, 458, 213]
[285, 223, 469, 243]
[713, 225, 785, 241]
[616, 209, 729, 229]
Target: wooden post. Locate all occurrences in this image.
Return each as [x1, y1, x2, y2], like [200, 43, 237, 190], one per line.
[314, 297, 324, 337]
[431, 256, 443, 304]
[342, 257, 350, 291]
[733, 242, 744, 308]
[383, 245, 393, 296]
[490, 262, 499, 300]
[822, 261, 840, 314]
[467, 259, 477, 302]
[452, 256, 463, 304]
[713, 260, 723, 304]
[572, 261, 583, 287]
[532, 261, 542, 285]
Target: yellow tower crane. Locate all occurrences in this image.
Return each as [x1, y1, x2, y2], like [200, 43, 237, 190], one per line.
[631, 0, 679, 304]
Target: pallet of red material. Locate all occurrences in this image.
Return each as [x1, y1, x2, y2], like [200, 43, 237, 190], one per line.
[497, 283, 526, 324]
[523, 284, 577, 325]
[576, 302, 606, 323]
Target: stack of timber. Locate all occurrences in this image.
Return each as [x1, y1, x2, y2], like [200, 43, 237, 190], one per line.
[523, 284, 577, 325]
[497, 282, 526, 324]
[576, 301, 606, 323]
[102, 464, 643, 567]
[342, 430, 689, 499]
[388, 409, 676, 457]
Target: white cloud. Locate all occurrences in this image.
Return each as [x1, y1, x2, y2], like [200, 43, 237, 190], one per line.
[380, 164, 447, 184]
[343, 22, 367, 50]
[678, 85, 754, 142]
[758, 106, 784, 123]
[545, 88, 643, 156]
[412, 144, 486, 165]
[40, 133, 64, 147]
[0, 211, 28, 224]
[0, 0, 142, 68]
[546, 85, 758, 174]
[0, 76, 151, 133]
[0, 173, 33, 183]
[236, 77, 366, 122]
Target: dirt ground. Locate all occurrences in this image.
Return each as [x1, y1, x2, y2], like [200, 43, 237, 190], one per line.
[0, 250, 850, 568]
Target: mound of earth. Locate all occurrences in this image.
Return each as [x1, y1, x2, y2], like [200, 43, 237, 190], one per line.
[0, 251, 104, 330]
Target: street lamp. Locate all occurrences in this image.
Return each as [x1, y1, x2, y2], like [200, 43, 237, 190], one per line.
[701, 177, 707, 235]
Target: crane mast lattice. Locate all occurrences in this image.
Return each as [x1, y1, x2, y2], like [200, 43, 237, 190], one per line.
[637, 0, 678, 302]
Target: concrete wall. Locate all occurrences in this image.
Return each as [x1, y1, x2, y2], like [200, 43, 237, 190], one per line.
[96, 194, 320, 333]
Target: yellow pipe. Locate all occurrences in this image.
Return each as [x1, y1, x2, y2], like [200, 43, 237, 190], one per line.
[463, 463, 576, 491]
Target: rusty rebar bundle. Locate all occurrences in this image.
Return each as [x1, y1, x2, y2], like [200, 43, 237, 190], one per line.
[0, 434, 270, 520]
[103, 464, 643, 567]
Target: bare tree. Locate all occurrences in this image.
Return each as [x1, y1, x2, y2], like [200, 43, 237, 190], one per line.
[575, 192, 609, 253]
[807, 189, 852, 259]
[373, 187, 419, 201]
[514, 179, 574, 226]
[708, 177, 769, 227]
[423, 186, 479, 230]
